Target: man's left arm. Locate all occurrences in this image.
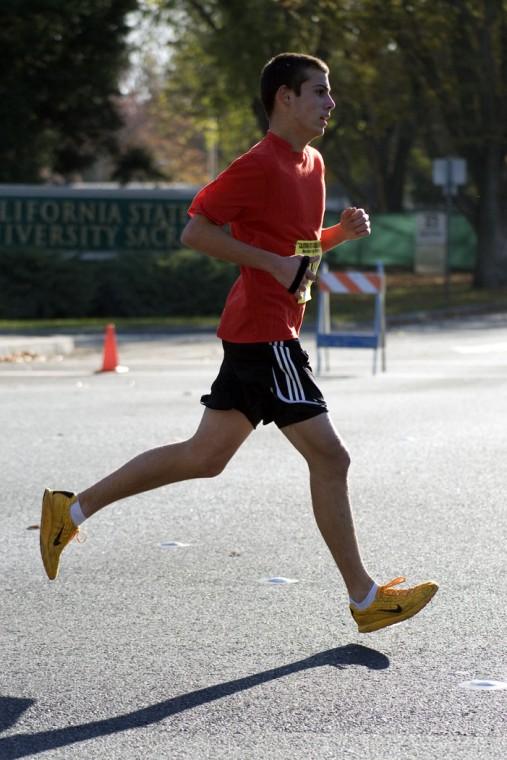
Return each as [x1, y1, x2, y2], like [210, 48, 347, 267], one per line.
[320, 207, 371, 252]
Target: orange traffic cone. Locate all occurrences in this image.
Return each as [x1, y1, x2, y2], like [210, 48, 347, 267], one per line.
[97, 324, 128, 373]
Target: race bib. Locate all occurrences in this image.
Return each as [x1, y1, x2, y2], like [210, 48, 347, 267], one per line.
[295, 240, 322, 304]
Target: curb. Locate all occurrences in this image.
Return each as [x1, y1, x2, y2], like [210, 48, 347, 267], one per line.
[0, 335, 75, 359]
[387, 303, 507, 326]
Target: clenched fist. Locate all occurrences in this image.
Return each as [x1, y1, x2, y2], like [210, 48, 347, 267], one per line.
[340, 207, 371, 240]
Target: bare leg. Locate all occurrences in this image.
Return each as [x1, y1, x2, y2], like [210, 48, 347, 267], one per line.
[79, 409, 253, 518]
[281, 413, 374, 601]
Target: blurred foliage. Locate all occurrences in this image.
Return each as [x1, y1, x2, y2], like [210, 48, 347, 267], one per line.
[111, 144, 167, 183]
[155, 0, 507, 286]
[0, 248, 237, 318]
[0, 0, 139, 181]
[157, 0, 424, 210]
[366, 0, 507, 287]
[1, 0, 505, 286]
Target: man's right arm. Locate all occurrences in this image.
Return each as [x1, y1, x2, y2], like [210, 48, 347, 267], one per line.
[181, 213, 316, 294]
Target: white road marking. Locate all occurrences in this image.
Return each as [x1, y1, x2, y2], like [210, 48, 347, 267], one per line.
[453, 342, 507, 354]
[459, 679, 507, 691]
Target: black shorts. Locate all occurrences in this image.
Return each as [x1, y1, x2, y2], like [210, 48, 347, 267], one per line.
[201, 339, 328, 429]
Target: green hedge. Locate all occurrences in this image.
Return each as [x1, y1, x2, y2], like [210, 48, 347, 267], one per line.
[0, 249, 238, 319]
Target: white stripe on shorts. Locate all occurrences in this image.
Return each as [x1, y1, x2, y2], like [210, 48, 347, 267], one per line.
[272, 341, 300, 401]
[270, 341, 321, 406]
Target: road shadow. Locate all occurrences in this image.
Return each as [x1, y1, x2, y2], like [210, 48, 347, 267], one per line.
[0, 698, 36, 734]
[0, 644, 389, 759]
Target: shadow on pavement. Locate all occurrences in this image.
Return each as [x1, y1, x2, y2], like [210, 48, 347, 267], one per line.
[0, 644, 389, 759]
[0, 698, 36, 734]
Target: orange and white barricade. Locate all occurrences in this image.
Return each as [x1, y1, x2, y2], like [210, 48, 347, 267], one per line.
[316, 262, 386, 374]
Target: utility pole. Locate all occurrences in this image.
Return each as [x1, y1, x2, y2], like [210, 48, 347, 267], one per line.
[432, 157, 467, 305]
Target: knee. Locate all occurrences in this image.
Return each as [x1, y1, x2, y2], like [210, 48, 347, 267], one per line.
[309, 440, 351, 480]
[185, 440, 229, 478]
[198, 454, 228, 479]
[330, 443, 351, 480]
[338, 445, 351, 475]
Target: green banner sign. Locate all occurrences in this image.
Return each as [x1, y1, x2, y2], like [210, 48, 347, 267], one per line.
[0, 186, 198, 252]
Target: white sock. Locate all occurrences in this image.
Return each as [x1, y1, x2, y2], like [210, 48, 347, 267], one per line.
[70, 499, 87, 526]
[350, 582, 378, 610]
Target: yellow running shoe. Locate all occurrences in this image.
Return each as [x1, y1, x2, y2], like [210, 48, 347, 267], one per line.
[350, 577, 439, 633]
[40, 489, 79, 580]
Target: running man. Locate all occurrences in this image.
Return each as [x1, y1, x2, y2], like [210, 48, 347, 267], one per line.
[40, 53, 438, 633]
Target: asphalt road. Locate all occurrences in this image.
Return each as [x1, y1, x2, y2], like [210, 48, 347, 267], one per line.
[1, 316, 506, 759]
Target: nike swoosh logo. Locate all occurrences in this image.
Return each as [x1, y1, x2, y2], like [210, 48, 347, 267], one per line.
[379, 605, 403, 614]
[53, 527, 64, 546]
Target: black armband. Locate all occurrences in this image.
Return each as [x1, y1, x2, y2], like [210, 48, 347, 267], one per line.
[287, 256, 310, 294]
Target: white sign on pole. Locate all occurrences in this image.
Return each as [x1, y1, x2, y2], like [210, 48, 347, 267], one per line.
[415, 212, 446, 245]
[414, 212, 447, 275]
[432, 157, 467, 193]
[431, 156, 466, 299]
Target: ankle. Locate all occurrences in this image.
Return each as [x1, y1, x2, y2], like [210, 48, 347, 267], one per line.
[70, 499, 87, 526]
[348, 576, 376, 605]
[349, 581, 378, 610]
[76, 494, 93, 520]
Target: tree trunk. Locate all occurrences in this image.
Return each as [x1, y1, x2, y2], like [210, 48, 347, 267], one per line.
[385, 127, 413, 212]
[474, 145, 507, 288]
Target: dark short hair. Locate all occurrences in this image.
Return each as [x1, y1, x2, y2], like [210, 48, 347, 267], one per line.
[260, 52, 329, 118]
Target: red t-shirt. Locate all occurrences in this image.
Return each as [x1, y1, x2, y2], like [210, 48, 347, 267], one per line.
[188, 130, 325, 342]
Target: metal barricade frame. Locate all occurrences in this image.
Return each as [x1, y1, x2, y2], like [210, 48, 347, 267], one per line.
[316, 261, 386, 375]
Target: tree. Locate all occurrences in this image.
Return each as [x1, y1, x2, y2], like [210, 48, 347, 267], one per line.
[316, 8, 421, 212]
[158, 0, 421, 209]
[113, 91, 210, 183]
[0, 0, 139, 182]
[159, 0, 507, 285]
[366, 0, 507, 287]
